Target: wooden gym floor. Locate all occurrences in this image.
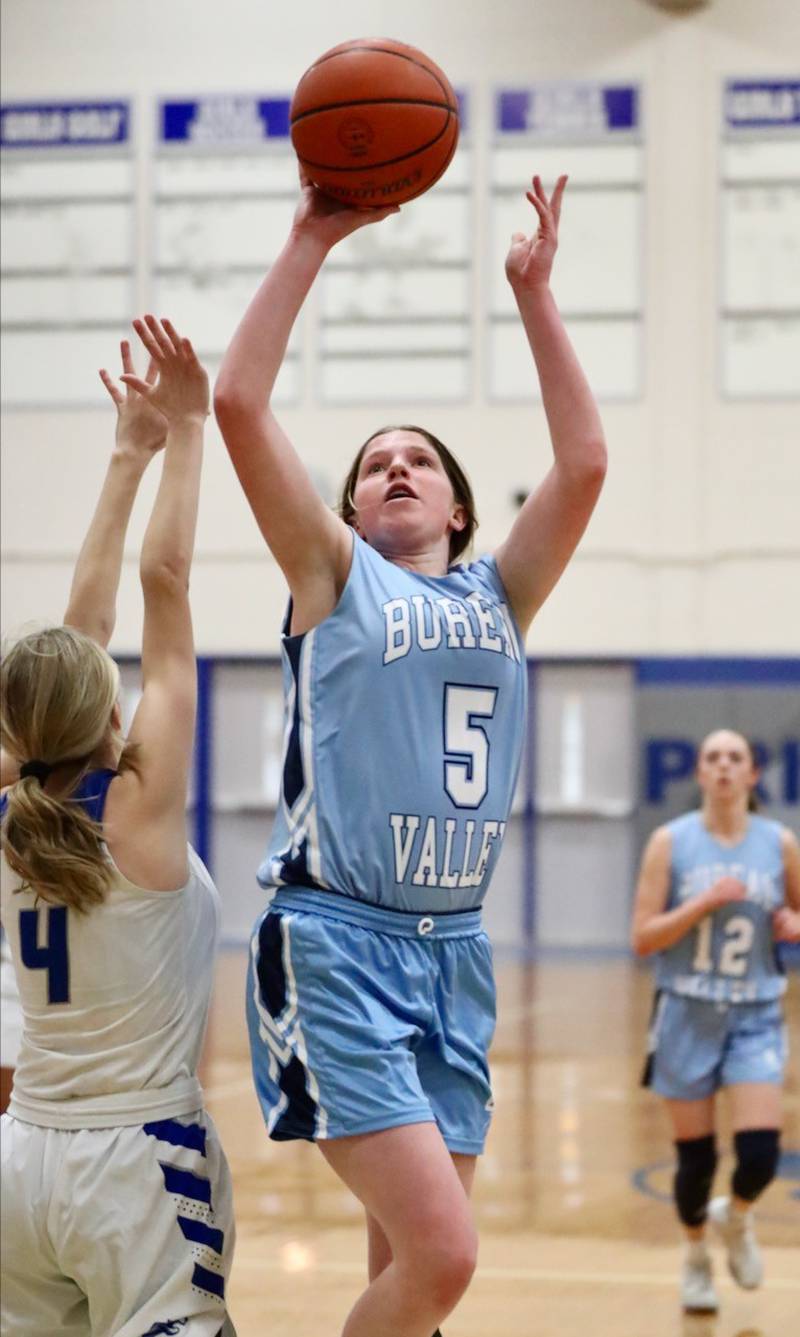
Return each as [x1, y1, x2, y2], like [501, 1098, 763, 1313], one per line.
[202, 951, 799, 1337]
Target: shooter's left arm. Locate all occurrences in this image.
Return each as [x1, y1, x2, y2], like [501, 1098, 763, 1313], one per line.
[495, 175, 607, 636]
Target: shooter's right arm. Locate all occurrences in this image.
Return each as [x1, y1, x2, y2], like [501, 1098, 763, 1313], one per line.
[214, 175, 398, 620]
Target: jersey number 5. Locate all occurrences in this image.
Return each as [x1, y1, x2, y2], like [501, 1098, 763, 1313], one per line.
[19, 906, 70, 1004]
[443, 684, 498, 808]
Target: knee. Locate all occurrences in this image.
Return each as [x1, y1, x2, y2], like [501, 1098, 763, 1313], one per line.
[732, 1128, 781, 1203]
[408, 1222, 478, 1310]
[431, 1232, 479, 1310]
[674, 1135, 718, 1227]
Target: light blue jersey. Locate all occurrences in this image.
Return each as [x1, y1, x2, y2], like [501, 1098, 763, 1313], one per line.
[259, 533, 527, 913]
[655, 812, 786, 1004]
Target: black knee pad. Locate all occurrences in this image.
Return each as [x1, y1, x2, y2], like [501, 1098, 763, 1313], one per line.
[732, 1128, 781, 1203]
[674, 1135, 718, 1227]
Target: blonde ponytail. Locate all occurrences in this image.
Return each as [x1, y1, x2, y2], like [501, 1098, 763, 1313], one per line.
[1, 627, 125, 913]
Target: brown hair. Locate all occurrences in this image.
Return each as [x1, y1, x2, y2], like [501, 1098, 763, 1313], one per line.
[1, 627, 133, 912]
[741, 735, 761, 814]
[337, 425, 478, 563]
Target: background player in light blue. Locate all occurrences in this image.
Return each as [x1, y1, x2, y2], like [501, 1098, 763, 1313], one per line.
[632, 728, 800, 1316]
[215, 169, 607, 1337]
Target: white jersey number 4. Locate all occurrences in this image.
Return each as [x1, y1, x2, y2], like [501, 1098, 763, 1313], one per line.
[19, 905, 70, 1004]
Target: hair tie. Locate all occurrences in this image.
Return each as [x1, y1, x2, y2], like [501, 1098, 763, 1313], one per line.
[19, 759, 53, 785]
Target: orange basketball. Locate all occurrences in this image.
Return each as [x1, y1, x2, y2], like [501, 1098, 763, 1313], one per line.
[290, 38, 459, 208]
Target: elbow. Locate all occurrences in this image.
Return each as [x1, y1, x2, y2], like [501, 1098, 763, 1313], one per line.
[89, 614, 115, 649]
[64, 602, 114, 648]
[630, 929, 650, 958]
[595, 439, 608, 476]
[212, 383, 240, 434]
[212, 379, 237, 423]
[139, 558, 190, 601]
[213, 382, 263, 437]
[583, 440, 608, 487]
[560, 440, 607, 493]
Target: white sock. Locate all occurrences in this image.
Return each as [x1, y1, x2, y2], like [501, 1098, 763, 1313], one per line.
[687, 1239, 709, 1262]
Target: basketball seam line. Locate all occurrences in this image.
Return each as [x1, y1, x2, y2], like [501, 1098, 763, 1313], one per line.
[298, 44, 454, 111]
[380, 132, 459, 204]
[291, 97, 457, 126]
[296, 115, 456, 175]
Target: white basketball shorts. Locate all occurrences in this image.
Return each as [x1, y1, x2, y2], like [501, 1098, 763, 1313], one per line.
[0, 1109, 235, 1336]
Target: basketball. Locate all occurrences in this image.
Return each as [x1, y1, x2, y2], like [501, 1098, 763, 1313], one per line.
[290, 38, 459, 208]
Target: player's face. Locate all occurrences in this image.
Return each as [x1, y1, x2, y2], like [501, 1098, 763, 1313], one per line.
[352, 430, 465, 555]
[696, 730, 757, 803]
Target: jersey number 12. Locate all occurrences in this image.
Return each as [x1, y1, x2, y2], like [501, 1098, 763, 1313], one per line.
[693, 915, 755, 979]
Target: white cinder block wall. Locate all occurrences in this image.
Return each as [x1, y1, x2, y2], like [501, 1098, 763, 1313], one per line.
[2, 0, 798, 656]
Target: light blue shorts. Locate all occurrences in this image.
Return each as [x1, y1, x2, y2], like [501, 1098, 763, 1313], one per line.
[646, 991, 787, 1101]
[246, 888, 496, 1156]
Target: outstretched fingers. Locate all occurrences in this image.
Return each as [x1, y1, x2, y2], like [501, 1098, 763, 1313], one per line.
[132, 314, 176, 362]
[160, 316, 186, 357]
[120, 338, 135, 378]
[525, 188, 549, 229]
[98, 366, 125, 407]
[179, 335, 201, 367]
[117, 373, 152, 396]
[119, 337, 148, 399]
[550, 174, 568, 227]
[525, 198, 553, 253]
[524, 172, 568, 238]
[131, 316, 165, 363]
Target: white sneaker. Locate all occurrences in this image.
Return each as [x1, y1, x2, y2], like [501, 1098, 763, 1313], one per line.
[681, 1247, 718, 1314]
[708, 1195, 763, 1289]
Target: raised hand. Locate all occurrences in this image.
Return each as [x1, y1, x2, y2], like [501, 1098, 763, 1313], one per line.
[99, 340, 166, 459]
[120, 316, 209, 425]
[505, 174, 568, 291]
[291, 163, 400, 249]
[706, 876, 748, 911]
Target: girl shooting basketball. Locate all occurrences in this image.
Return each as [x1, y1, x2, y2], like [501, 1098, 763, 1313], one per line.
[1, 319, 236, 1336]
[215, 169, 606, 1337]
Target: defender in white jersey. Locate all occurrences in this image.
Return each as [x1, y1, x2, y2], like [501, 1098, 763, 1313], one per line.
[1, 727, 22, 1115]
[632, 729, 800, 1316]
[0, 929, 22, 1111]
[0, 319, 235, 1337]
[216, 168, 607, 1337]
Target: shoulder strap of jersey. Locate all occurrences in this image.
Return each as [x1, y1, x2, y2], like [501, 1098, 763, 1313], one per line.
[0, 769, 117, 824]
[72, 768, 119, 823]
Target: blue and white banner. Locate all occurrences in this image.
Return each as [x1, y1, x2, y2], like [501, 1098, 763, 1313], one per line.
[496, 83, 639, 138]
[1, 101, 130, 149]
[725, 80, 800, 132]
[159, 97, 291, 145]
